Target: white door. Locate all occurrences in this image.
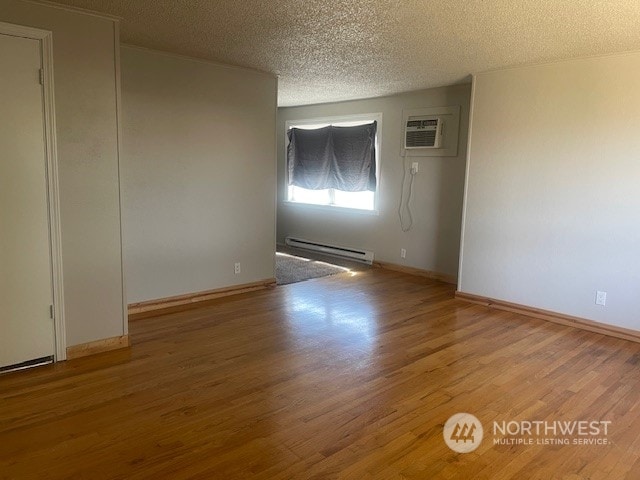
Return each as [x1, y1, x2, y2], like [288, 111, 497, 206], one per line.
[0, 32, 55, 370]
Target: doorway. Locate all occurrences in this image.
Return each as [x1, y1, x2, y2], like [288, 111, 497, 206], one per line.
[0, 22, 65, 372]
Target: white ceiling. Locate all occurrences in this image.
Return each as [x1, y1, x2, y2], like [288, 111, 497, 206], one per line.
[49, 0, 640, 106]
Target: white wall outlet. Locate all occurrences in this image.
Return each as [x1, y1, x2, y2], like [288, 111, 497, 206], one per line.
[411, 162, 419, 174]
[234, 262, 241, 274]
[595, 290, 607, 306]
[400, 248, 407, 259]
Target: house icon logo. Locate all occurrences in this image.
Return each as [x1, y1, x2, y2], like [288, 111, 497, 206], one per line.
[443, 413, 484, 453]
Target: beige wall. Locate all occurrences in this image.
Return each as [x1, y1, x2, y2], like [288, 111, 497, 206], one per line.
[277, 85, 471, 278]
[460, 52, 640, 331]
[120, 46, 277, 304]
[1, 1, 125, 346]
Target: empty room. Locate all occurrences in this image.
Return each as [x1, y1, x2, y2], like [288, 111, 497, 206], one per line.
[1, 1, 639, 478]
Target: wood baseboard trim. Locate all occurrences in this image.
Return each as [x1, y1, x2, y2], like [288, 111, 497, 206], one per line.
[66, 335, 130, 360]
[374, 261, 457, 285]
[455, 291, 640, 344]
[128, 278, 277, 320]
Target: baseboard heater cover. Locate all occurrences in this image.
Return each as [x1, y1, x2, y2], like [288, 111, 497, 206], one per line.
[285, 236, 374, 264]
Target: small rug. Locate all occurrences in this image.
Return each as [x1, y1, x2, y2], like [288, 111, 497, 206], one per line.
[276, 252, 350, 285]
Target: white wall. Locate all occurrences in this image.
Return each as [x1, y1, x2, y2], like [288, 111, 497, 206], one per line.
[277, 85, 471, 278]
[120, 47, 277, 304]
[1, 1, 125, 346]
[460, 52, 640, 331]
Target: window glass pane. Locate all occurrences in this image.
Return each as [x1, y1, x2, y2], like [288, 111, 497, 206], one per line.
[333, 190, 375, 210]
[289, 185, 330, 205]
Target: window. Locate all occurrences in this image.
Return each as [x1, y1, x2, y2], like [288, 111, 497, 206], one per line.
[285, 113, 382, 212]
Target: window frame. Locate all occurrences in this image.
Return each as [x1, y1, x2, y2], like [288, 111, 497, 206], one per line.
[284, 112, 382, 215]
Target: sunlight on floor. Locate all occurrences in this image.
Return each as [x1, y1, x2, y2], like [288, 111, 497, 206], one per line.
[282, 285, 379, 353]
[276, 252, 311, 262]
[276, 251, 358, 277]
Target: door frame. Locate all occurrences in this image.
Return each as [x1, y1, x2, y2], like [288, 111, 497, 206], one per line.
[0, 21, 66, 361]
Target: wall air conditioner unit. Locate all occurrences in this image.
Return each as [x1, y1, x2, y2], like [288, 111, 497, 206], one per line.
[404, 116, 443, 149]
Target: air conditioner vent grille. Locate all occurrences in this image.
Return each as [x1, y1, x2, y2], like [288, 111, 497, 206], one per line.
[406, 130, 437, 147]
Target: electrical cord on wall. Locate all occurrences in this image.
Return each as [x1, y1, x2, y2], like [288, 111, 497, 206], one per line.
[398, 157, 417, 232]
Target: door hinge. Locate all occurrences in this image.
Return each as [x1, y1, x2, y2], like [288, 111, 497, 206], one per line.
[39, 68, 44, 85]
[49, 305, 54, 319]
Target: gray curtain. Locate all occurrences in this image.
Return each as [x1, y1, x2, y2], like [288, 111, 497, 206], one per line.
[287, 122, 377, 192]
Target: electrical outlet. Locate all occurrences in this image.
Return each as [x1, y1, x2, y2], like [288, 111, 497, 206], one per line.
[411, 162, 419, 174]
[400, 248, 407, 259]
[595, 291, 607, 306]
[234, 262, 241, 274]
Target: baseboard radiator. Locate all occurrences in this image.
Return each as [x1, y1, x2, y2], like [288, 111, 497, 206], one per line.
[285, 236, 374, 264]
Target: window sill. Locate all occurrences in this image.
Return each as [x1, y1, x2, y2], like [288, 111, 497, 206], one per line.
[282, 200, 379, 216]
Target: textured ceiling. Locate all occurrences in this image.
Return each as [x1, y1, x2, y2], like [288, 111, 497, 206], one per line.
[48, 0, 640, 106]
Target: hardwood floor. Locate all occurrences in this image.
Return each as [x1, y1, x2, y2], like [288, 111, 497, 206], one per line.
[1, 269, 639, 479]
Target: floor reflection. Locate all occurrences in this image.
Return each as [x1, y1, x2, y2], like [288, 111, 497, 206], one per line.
[282, 281, 379, 356]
